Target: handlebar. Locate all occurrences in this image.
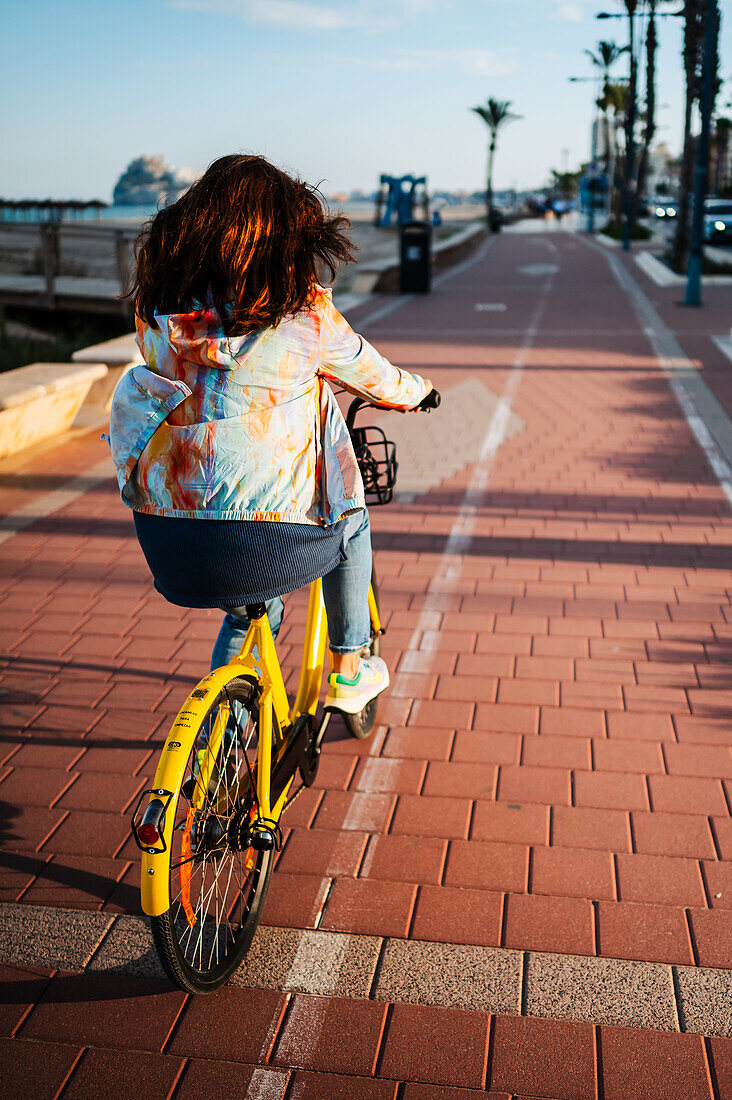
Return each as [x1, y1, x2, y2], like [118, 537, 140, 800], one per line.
[346, 388, 441, 431]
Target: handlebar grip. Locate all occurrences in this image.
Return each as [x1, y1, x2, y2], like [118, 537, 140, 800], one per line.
[417, 388, 441, 411]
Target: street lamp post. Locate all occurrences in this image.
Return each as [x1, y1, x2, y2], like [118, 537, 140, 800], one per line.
[684, 0, 719, 307]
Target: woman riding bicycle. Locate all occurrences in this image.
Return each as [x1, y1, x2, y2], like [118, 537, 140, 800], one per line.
[108, 154, 431, 716]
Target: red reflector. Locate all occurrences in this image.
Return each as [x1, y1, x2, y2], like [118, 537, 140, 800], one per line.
[137, 823, 160, 846]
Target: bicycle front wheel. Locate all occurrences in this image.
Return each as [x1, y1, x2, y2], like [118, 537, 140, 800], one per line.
[343, 564, 383, 741]
[150, 676, 274, 994]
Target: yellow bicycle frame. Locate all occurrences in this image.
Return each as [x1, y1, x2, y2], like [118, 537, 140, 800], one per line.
[140, 578, 337, 916]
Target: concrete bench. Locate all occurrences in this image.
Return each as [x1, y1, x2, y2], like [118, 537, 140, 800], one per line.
[72, 332, 144, 416]
[0, 360, 108, 459]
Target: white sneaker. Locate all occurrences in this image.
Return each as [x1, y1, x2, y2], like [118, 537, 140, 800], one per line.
[325, 656, 390, 714]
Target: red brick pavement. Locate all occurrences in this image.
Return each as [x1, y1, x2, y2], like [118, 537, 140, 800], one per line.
[1, 227, 731, 1097]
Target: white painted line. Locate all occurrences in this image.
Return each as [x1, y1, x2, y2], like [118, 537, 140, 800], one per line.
[282, 929, 350, 995]
[0, 459, 114, 547]
[593, 242, 732, 511]
[475, 303, 507, 312]
[246, 1067, 291, 1100]
[712, 334, 732, 367]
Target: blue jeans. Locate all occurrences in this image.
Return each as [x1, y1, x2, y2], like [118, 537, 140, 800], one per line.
[210, 509, 372, 670]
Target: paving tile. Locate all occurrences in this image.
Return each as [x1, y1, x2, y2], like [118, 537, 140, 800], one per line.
[573, 770, 649, 812]
[290, 1071, 397, 1099]
[0, 766, 78, 807]
[540, 705, 606, 738]
[473, 703, 538, 734]
[422, 761, 497, 800]
[315, 791, 395, 833]
[605, 711, 675, 742]
[531, 845, 616, 901]
[20, 854, 126, 909]
[321, 878, 417, 937]
[524, 950, 677, 1029]
[599, 1025, 712, 1100]
[631, 811, 716, 859]
[434, 675, 497, 703]
[38, 809, 132, 858]
[276, 828, 367, 878]
[497, 764, 570, 806]
[489, 1015, 596, 1099]
[0, 805, 67, 851]
[504, 892, 594, 955]
[702, 860, 732, 909]
[0, 963, 53, 1036]
[688, 907, 732, 968]
[617, 851, 707, 907]
[168, 986, 287, 1062]
[648, 774, 728, 816]
[175, 1060, 290, 1098]
[71, 744, 155, 775]
[674, 964, 732, 1038]
[497, 678, 559, 706]
[598, 897, 695, 964]
[664, 742, 732, 778]
[272, 994, 387, 1076]
[450, 730, 521, 765]
[261, 872, 331, 929]
[279, 787, 323, 829]
[361, 835, 447, 886]
[0, 1036, 82, 1098]
[410, 885, 502, 947]
[708, 1037, 732, 1099]
[376, 937, 520, 1015]
[552, 805, 631, 852]
[471, 801, 549, 846]
[389, 794, 472, 840]
[591, 739, 665, 774]
[445, 838, 528, 893]
[54, 771, 147, 813]
[351, 757, 426, 795]
[382, 728, 453, 761]
[673, 714, 731, 745]
[379, 1002, 489, 1087]
[401, 1087, 508, 1100]
[522, 735, 591, 770]
[0, 850, 49, 903]
[20, 971, 186, 1050]
[5, 741, 85, 770]
[62, 1047, 185, 1100]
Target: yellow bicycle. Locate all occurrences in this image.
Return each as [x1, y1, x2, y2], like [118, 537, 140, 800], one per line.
[130, 391, 439, 993]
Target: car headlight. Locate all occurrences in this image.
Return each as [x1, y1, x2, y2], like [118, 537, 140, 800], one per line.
[666, 207, 676, 216]
[714, 220, 726, 231]
[655, 207, 665, 216]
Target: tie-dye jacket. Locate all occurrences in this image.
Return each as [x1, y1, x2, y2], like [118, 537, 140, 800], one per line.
[107, 286, 427, 526]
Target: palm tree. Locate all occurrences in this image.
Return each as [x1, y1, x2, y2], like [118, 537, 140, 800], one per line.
[671, 0, 720, 272]
[471, 98, 521, 229]
[713, 116, 732, 193]
[636, 1, 659, 204]
[585, 40, 627, 177]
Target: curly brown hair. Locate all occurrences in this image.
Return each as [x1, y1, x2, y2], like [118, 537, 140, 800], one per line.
[126, 154, 355, 335]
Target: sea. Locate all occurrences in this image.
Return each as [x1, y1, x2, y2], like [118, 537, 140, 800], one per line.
[97, 200, 375, 227]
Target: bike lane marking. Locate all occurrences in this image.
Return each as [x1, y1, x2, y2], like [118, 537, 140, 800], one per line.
[273, 245, 559, 1059]
[585, 238, 732, 511]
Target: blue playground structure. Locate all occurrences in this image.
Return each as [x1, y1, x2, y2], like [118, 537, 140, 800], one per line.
[375, 174, 429, 227]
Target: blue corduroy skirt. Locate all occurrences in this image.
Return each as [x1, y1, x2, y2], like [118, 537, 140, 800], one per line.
[133, 513, 347, 609]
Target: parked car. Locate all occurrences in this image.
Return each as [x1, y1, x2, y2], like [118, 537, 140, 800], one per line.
[651, 196, 677, 219]
[703, 199, 732, 244]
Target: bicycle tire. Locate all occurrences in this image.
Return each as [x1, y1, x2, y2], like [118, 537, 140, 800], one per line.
[150, 676, 274, 994]
[343, 564, 383, 741]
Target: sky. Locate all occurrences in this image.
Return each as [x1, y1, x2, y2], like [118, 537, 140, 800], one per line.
[2, 0, 730, 201]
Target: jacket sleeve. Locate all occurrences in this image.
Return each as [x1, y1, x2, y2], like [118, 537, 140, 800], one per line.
[316, 290, 428, 410]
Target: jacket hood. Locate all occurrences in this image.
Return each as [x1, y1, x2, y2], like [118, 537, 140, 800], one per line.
[135, 307, 263, 374]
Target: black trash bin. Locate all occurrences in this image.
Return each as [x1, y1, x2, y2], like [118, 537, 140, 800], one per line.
[399, 221, 431, 293]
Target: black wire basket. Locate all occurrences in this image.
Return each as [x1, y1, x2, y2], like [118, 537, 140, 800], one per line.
[351, 424, 398, 505]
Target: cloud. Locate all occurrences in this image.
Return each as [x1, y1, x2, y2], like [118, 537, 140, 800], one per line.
[168, 0, 439, 33]
[552, 0, 592, 19]
[376, 47, 518, 77]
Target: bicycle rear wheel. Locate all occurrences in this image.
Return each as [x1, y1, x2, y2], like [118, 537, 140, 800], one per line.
[150, 677, 274, 994]
[343, 565, 383, 741]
